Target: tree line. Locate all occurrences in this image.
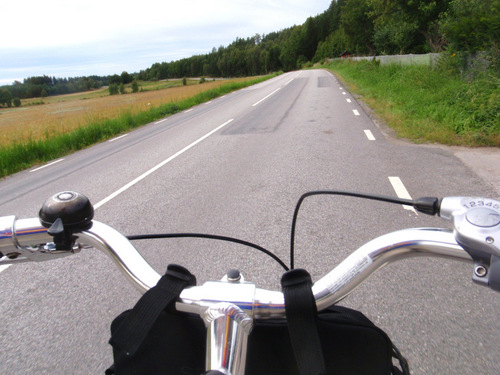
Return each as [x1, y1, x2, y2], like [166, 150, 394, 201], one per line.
[0, 76, 109, 107]
[1, 0, 497, 107]
[137, 0, 497, 80]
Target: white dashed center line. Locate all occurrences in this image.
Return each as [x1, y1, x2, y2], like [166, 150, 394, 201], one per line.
[30, 159, 64, 172]
[389, 177, 417, 214]
[108, 134, 129, 142]
[252, 88, 281, 107]
[364, 130, 375, 140]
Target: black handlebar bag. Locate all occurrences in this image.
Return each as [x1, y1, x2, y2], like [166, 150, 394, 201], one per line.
[107, 265, 408, 375]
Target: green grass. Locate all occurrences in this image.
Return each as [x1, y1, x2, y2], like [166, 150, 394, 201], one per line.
[0, 74, 278, 178]
[322, 60, 499, 146]
[135, 78, 206, 92]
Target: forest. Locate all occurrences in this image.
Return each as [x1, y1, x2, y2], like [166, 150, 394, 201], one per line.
[0, 0, 498, 105]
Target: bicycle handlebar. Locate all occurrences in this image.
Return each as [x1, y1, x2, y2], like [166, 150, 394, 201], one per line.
[1, 192, 500, 318]
[2, 191, 500, 375]
[0, 210, 477, 319]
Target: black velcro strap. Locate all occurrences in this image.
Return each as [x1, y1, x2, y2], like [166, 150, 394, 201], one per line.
[281, 269, 326, 375]
[109, 264, 196, 356]
[391, 345, 411, 375]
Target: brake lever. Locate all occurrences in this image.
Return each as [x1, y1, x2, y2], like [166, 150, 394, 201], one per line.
[439, 197, 500, 291]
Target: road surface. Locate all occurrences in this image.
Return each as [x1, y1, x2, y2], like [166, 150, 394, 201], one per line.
[0, 70, 499, 374]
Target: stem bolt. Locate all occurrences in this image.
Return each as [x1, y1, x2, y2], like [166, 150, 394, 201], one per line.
[227, 269, 241, 282]
[474, 265, 488, 278]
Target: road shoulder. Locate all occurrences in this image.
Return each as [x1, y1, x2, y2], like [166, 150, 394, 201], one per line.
[354, 93, 500, 197]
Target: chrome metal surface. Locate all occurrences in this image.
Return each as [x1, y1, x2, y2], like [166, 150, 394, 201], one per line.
[0, 215, 16, 254]
[312, 228, 471, 311]
[203, 302, 253, 375]
[179, 228, 471, 318]
[475, 265, 488, 277]
[177, 281, 257, 316]
[440, 196, 500, 259]
[0, 209, 482, 375]
[75, 221, 161, 293]
[2, 215, 473, 315]
[0, 218, 76, 264]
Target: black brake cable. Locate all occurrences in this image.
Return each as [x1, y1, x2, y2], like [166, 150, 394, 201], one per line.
[289, 190, 416, 270]
[127, 232, 289, 271]
[126, 191, 438, 273]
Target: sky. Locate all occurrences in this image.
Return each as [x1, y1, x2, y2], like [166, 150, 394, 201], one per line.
[0, 0, 331, 86]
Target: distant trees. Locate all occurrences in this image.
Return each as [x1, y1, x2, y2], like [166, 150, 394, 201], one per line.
[131, 80, 139, 93]
[0, 89, 12, 107]
[0, 0, 497, 103]
[135, 0, 492, 79]
[0, 75, 108, 101]
[109, 84, 119, 95]
[439, 0, 499, 73]
[109, 74, 121, 85]
[341, 0, 375, 54]
[0, 71, 141, 102]
[440, 0, 499, 53]
[121, 71, 133, 84]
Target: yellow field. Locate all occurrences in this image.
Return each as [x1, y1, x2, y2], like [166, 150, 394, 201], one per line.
[0, 79, 249, 147]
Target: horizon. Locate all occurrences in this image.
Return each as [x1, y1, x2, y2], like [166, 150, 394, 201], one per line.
[0, 0, 331, 86]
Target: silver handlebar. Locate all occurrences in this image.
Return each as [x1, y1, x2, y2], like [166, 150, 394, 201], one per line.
[0, 215, 473, 318]
[3, 194, 500, 375]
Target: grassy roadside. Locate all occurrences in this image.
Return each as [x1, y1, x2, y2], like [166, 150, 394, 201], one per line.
[0, 74, 278, 178]
[322, 60, 499, 147]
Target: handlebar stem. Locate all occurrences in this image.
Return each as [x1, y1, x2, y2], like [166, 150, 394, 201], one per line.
[204, 302, 253, 375]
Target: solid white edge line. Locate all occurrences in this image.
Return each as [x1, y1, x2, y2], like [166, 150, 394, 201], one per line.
[353, 109, 360, 116]
[252, 88, 281, 107]
[30, 159, 64, 172]
[94, 119, 234, 209]
[364, 130, 376, 140]
[284, 79, 294, 86]
[389, 177, 417, 214]
[108, 134, 129, 142]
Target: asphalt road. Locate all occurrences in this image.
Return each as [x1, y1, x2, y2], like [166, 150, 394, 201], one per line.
[0, 70, 499, 374]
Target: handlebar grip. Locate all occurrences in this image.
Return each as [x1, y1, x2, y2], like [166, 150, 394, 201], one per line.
[0, 216, 16, 256]
[0, 217, 54, 263]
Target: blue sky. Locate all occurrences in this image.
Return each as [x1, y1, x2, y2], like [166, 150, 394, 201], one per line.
[0, 0, 331, 86]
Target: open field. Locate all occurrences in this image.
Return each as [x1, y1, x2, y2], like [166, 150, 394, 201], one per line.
[0, 75, 276, 177]
[0, 78, 248, 147]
